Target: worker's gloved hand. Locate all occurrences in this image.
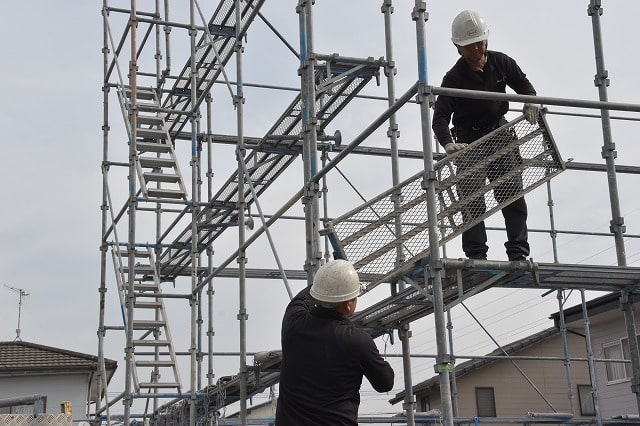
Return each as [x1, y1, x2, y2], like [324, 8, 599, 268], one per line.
[444, 143, 468, 155]
[523, 103, 542, 124]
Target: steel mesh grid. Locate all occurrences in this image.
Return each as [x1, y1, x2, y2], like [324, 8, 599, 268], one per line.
[342, 178, 430, 278]
[324, 113, 563, 290]
[239, 0, 255, 27]
[216, 75, 368, 204]
[316, 77, 363, 120]
[213, 0, 234, 27]
[165, 0, 260, 131]
[358, 289, 424, 326]
[0, 415, 72, 426]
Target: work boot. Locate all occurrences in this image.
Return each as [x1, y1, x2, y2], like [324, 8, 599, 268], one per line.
[508, 253, 527, 261]
[467, 253, 487, 260]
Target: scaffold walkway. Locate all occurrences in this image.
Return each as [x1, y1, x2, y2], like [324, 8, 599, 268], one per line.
[152, 351, 282, 425]
[320, 112, 565, 292]
[161, 0, 267, 135]
[352, 261, 640, 338]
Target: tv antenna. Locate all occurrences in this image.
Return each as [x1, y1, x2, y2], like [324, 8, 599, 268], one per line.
[4, 284, 30, 341]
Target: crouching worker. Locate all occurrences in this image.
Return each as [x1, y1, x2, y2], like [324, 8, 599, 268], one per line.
[275, 259, 394, 425]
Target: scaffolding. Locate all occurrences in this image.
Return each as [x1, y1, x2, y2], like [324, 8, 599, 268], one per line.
[98, 1, 640, 425]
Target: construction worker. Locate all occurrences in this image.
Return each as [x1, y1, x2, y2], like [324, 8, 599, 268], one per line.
[432, 10, 541, 261]
[275, 259, 394, 425]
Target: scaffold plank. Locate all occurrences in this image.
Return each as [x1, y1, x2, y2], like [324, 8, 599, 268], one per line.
[352, 262, 640, 338]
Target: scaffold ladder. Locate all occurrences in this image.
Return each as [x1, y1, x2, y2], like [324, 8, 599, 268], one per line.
[123, 86, 188, 201]
[321, 112, 565, 291]
[111, 246, 182, 392]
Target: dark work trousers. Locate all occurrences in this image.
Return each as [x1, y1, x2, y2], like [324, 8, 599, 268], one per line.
[455, 122, 530, 260]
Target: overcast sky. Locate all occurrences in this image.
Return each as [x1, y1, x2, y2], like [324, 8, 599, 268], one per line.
[1, 0, 640, 419]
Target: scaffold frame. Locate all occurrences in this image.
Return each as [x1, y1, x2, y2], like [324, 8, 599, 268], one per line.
[98, 1, 640, 425]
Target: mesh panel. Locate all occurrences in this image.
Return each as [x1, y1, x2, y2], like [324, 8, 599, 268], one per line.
[0, 414, 72, 426]
[322, 113, 564, 291]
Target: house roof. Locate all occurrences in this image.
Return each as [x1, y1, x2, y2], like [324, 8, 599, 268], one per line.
[0, 341, 117, 374]
[389, 327, 559, 404]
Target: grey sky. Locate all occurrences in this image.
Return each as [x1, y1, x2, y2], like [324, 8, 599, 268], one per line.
[1, 0, 639, 418]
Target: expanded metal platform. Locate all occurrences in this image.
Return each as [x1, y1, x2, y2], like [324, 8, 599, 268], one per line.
[321, 112, 565, 292]
[352, 262, 640, 338]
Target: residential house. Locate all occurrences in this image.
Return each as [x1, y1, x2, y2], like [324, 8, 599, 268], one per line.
[390, 327, 594, 420]
[0, 341, 117, 424]
[391, 291, 640, 422]
[550, 291, 640, 419]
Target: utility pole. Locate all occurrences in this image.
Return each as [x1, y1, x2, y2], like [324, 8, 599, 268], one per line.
[4, 284, 30, 341]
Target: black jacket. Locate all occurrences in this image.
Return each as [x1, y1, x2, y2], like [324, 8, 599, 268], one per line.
[432, 50, 536, 147]
[275, 287, 394, 426]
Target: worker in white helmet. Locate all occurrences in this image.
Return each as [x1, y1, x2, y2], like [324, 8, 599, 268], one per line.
[275, 259, 394, 426]
[432, 10, 541, 262]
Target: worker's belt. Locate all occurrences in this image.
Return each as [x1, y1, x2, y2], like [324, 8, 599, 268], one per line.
[451, 118, 505, 144]
[465, 122, 501, 132]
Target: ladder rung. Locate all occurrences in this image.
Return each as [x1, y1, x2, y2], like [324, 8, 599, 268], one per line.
[136, 360, 176, 367]
[134, 301, 163, 309]
[132, 339, 171, 346]
[124, 87, 156, 100]
[139, 157, 176, 168]
[144, 172, 181, 183]
[131, 293, 174, 300]
[147, 188, 186, 199]
[134, 283, 158, 291]
[132, 320, 166, 329]
[121, 269, 155, 278]
[137, 102, 160, 112]
[116, 249, 151, 258]
[138, 382, 180, 389]
[137, 141, 171, 153]
[137, 115, 164, 126]
[119, 268, 152, 276]
[121, 264, 154, 271]
[132, 266, 155, 275]
[136, 127, 167, 140]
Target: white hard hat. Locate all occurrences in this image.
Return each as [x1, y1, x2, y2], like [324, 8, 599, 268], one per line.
[310, 259, 362, 303]
[451, 10, 489, 46]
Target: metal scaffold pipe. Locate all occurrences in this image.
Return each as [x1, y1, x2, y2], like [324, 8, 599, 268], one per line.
[431, 86, 640, 113]
[234, 1, 249, 423]
[381, 0, 405, 297]
[124, 1, 139, 424]
[414, 1, 451, 426]
[581, 290, 603, 426]
[299, 0, 322, 282]
[588, 0, 640, 415]
[189, 0, 199, 423]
